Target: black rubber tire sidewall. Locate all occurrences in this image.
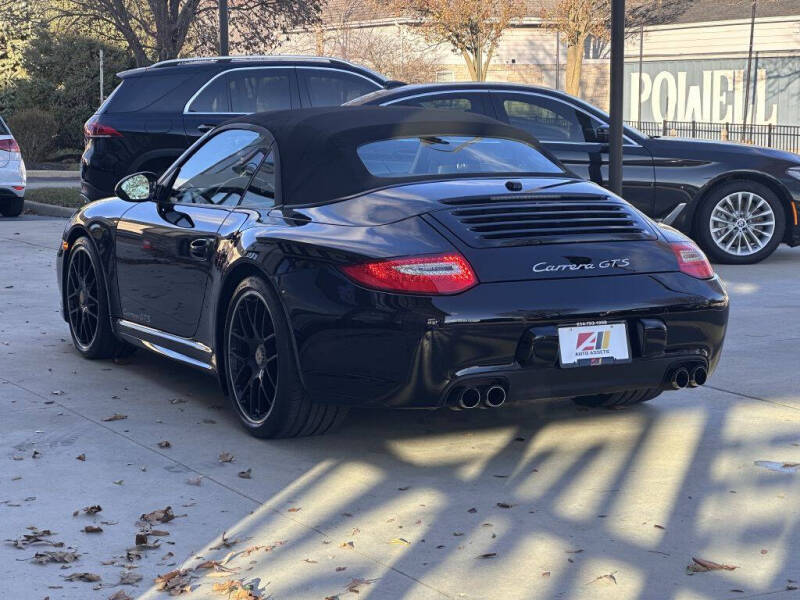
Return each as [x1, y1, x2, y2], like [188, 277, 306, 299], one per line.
[66, 237, 119, 358]
[223, 275, 303, 438]
[0, 197, 23, 217]
[695, 181, 785, 264]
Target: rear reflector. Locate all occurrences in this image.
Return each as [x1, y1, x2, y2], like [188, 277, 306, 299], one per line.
[670, 242, 714, 279]
[12, 185, 24, 191]
[340, 253, 478, 295]
[0, 138, 20, 152]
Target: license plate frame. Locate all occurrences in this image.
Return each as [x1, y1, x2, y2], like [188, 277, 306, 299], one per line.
[558, 321, 631, 368]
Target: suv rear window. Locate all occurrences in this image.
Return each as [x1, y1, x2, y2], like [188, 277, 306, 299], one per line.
[356, 136, 564, 178]
[187, 69, 293, 114]
[0, 118, 8, 135]
[105, 72, 197, 113]
[299, 69, 379, 106]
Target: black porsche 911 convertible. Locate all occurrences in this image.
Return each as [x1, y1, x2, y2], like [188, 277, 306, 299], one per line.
[57, 107, 729, 438]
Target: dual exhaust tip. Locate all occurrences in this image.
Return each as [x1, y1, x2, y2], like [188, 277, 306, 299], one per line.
[669, 365, 708, 390]
[455, 384, 506, 410]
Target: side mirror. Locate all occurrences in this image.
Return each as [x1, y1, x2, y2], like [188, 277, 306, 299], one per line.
[594, 126, 610, 144]
[115, 172, 158, 202]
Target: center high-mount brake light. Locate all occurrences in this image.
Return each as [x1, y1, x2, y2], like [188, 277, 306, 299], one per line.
[84, 116, 122, 139]
[670, 241, 714, 279]
[0, 138, 20, 152]
[340, 253, 478, 295]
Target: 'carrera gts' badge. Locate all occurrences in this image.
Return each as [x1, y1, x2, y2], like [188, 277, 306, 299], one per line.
[533, 258, 630, 273]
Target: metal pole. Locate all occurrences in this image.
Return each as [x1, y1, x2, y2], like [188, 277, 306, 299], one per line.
[637, 23, 643, 128]
[608, 0, 625, 196]
[741, 0, 756, 140]
[219, 0, 229, 56]
[555, 31, 560, 90]
[99, 48, 104, 105]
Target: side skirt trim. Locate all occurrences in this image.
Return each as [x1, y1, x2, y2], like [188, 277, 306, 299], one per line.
[116, 319, 215, 372]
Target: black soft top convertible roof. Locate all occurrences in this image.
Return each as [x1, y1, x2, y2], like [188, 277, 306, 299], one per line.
[233, 106, 559, 206]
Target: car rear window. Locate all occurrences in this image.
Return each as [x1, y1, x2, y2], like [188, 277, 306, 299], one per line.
[104, 72, 198, 113]
[356, 136, 564, 178]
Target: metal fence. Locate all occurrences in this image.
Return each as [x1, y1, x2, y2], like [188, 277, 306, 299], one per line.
[625, 121, 800, 155]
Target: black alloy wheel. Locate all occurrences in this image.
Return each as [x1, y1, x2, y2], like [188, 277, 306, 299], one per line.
[224, 276, 347, 438]
[227, 289, 279, 425]
[65, 237, 126, 358]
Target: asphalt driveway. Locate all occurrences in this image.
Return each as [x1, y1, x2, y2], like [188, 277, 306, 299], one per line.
[1, 215, 799, 600]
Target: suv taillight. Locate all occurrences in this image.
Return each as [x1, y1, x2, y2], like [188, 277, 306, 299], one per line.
[670, 242, 714, 279]
[84, 116, 122, 139]
[340, 253, 478, 295]
[0, 138, 20, 152]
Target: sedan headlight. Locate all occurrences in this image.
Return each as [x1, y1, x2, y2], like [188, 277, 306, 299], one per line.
[787, 166, 800, 181]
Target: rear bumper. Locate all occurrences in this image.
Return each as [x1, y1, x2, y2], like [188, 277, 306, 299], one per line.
[287, 271, 729, 408]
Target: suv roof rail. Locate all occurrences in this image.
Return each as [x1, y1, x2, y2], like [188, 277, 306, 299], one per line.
[143, 54, 388, 81]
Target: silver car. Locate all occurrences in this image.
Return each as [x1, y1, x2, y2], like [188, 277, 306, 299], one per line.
[0, 116, 26, 217]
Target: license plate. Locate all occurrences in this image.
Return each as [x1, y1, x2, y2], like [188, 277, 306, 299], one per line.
[558, 322, 630, 368]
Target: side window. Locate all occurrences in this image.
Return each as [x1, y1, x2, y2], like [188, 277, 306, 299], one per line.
[499, 95, 600, 143]
[240, 149, 276, 208]
[299, 69, 379, 106]
[168, 129, 264, 206]
[188, 74, 230, 113]
[392, 94, 483, 115]
[228, 70, 292, 113]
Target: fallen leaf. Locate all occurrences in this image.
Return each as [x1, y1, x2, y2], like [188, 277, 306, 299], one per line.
[761, 549, 768, 555]
[108, 591, 133, 600]
[32, 450, 41, 459]
[754, 460, 800, 473]
[83, 525, 103, 534]
[340, 541, 354, 550]
[654, 524, 665, 530]
[74, 505, 102, 516]
[335, 566, 347, 572]
[467, 508, 477, 513]
[155, 569, 193, 596]
[476, 553, 497, 559]
[151, 529, 170, 537]
[238, 469, 252, 479]
[6, 527, 62, 549]
[64, 572, 102, 582]
[686, 557, 738, 574]
[210, 531, 242, 550]
[119, 571, 142, 585]
[304, 558, 318, 564]
[345, 578, 378, 594]
[113, 480, 124, 485]
[390, 538, 410, 545]
[33, 551, 78, 564]
[211, 580, 260, 599]
[587, 572, 617, 585]
[542, 571, 551, 577]
[566, 548, 584, 554]
[219, 452, 235, 463]
[397, 486, 410, 491]
[496, 502, 513, 509]
[76, 454, 86, 461]
[140, 506, 175, 524]
[287, 507, 301, 513]
[102, 414, 128, 422]
[135, 533, 149, 546]
[157, 441, 171, 449]
[186, 476, 203, 486]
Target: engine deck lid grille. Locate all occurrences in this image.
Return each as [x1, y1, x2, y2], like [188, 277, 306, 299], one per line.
[432, 193, 657, 247]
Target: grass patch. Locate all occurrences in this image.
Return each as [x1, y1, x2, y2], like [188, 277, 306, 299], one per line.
[26, 187, 84, 208]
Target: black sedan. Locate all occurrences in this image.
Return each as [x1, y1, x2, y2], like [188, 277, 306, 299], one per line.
[56, 107, 728, 438]
[349, 82, 800, 264]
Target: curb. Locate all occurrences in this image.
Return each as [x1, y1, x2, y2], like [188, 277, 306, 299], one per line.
[27, 170, 80, 179]
[24, 200, 77, 218]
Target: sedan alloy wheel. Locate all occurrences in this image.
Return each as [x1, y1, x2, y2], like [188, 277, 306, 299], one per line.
[709, 191, 775, 257]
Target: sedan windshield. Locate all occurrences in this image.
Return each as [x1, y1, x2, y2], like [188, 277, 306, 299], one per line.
[356, 136, 564, 178]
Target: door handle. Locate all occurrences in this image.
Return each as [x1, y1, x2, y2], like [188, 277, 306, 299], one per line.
[197, 124, 215, 133]
[188, 237, 213, 259]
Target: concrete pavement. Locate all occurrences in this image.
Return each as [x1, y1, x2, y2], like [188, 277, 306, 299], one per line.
[1, 215, 799, 600]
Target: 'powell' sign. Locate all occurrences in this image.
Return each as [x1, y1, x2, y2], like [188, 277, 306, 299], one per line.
[624, 57, 800, 125]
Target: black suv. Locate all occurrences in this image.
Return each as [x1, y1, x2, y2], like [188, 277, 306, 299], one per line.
[81, 56, 398, 201]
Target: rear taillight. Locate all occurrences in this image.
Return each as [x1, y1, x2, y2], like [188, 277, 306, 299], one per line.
[340, 253, 478, 295]
[84, 116, 122, 139]
[670, 242, 714, 279]
[0, 138, 20, 152]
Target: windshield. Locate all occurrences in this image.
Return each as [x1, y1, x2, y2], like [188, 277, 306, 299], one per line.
[356, 136, 564, 178]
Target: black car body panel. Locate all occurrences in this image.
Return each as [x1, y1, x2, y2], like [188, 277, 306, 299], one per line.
[59, 107, 728, 413]
[81, 57, 392, 201]
[348, 82, 800, 249]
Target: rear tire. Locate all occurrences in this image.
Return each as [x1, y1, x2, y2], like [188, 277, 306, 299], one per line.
[223, 276, 347, 438]
[65, 237, 126, 358]
[1, 197, 23, 217]
[572, 388, 662, 408]
[695, 181, 785, 264]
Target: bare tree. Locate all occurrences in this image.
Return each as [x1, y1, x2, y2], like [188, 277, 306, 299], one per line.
[401, 0, 525, 81]
[541, 0, 692, 97]
[50, 0, 321, 66]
